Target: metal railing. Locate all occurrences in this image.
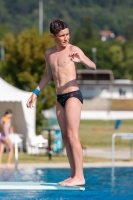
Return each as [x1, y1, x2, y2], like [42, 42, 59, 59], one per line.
[112, 133, 133, 167]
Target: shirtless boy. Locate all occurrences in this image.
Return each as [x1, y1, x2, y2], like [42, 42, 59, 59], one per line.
[26, 19, 96, 186]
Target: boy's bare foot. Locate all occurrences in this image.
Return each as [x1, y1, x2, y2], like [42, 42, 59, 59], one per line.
[58, 177, 72, 185]
[59, 176, 85, 186]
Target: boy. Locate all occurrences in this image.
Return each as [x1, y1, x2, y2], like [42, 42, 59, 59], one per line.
[26, 19, 96, 186]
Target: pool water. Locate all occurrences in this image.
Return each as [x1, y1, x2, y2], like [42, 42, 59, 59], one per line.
[0, 167, 133, 200]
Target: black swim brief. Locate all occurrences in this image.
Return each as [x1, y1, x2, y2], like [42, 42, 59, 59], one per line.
[57, 90, 83, 108]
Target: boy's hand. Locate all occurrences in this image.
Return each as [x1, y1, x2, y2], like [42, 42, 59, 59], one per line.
[26, 94, 37, 108]
[69, 52, 83, 63]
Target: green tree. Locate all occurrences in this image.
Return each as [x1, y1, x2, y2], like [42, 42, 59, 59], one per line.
[125, 23, 133, 41]
[1, 28, 56, 133]
[0, 23, 8, 40]
[1, 0, 133, 37]
[72, 17, 96, 44]
[121, 41, 133, 80]
[109, 44, 125, 78]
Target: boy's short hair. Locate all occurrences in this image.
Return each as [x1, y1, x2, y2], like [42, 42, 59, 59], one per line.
[50, 19, 68, 35]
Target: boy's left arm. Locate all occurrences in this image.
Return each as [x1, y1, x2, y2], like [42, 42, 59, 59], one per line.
[69, 46, 96, 70]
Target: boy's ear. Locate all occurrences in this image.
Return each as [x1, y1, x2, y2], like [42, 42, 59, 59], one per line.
[51, 34, 55, 39]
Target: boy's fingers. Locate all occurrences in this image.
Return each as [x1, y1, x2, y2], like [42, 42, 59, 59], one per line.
[26, 102, 29, 108]
[26, 95, 36, 108]
[26, 98, 32, 108]
[70, 52, 78, 55]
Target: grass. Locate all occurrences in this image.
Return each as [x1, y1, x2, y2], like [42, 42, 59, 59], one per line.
[79, 119, 133, 148]
[2, 153, 110, 163]
[2, 153, 133, 164]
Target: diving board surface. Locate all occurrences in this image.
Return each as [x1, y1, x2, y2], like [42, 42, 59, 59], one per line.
[0, 182, 85, 191]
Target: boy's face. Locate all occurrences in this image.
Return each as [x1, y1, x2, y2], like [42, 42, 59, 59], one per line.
[51, 28, 70, 48]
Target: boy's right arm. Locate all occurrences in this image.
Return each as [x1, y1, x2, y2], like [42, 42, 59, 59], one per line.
[36, 51, 53, 91]
[26, 51, 52, 108]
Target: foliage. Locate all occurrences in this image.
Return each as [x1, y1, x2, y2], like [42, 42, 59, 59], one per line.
[0, 28, 56, 133]
[0, 0, 133, 38]
[125, 23, 133, 41]
[122, 41, 133, 80]
[72, 17, 96, 44]
[0, 23, 8, 40]
[72, 17, 133, 80]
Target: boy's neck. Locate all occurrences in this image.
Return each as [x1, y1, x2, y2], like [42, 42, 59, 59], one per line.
[56, 43, 70, 52]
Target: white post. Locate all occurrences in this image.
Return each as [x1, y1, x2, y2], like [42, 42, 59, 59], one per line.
[15, 134, 18, 168]
[91, 47, 97, 64]
[39, 0, 43, 34]
[112, 134, 116, 168]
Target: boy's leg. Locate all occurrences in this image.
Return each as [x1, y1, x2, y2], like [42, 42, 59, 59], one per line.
[62, 97, 85, 186]
[56, 102, 75, 181]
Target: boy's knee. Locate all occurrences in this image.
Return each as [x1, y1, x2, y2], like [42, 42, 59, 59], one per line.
[62, 132, 79, 144]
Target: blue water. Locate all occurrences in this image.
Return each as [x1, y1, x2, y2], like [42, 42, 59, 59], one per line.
[0, 167, 133, 200]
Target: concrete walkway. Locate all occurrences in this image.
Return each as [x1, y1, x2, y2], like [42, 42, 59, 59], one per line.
[62, 147, 133, 160]
[17, 162, 133, 168]
[82, 147, 133, 160]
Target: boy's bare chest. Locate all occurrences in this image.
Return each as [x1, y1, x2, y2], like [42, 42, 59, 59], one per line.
[49, 52, 72, 68]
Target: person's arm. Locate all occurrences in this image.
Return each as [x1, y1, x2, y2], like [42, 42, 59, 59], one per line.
[3, 121, 9, 136]
[36, 52, 52, 91]
[26, 51, 52, 108]
[69, 46, 96, 70]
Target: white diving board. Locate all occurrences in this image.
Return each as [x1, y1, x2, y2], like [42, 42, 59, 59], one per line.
[0, 182, 85, 191]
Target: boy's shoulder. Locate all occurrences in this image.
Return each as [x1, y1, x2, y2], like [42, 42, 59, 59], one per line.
[45, 46, 56, 57]
[70, 44, 81, 52]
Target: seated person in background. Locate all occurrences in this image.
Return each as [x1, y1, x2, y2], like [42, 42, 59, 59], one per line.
[0, 109, 14, 168]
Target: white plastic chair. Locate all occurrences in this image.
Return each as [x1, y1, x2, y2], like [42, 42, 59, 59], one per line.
[26, 135, 48, 155]
[6, 133, 23, 153]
